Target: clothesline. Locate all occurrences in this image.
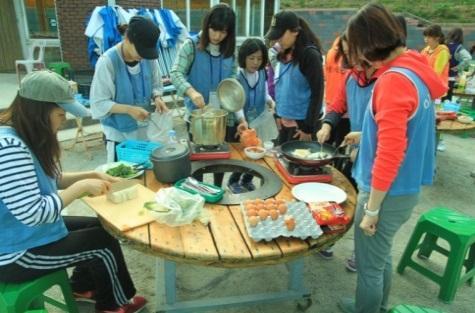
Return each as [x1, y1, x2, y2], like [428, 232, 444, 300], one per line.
[84, 5, 189, 68]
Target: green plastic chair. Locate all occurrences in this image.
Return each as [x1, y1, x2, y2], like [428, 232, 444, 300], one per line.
[0, 269, 79, 313]
[397, 207, 475, 303]
[389, 304, 445, 312]
[47, 62, 73, 79]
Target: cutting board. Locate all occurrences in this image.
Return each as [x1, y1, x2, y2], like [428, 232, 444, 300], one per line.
[82, 183, 157, 231]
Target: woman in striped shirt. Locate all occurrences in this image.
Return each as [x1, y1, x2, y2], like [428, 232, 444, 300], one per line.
[0, 70, 146, 313]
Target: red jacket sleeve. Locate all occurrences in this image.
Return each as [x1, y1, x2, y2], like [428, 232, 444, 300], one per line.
[371, 72, 418, 191]
[326, 72, 350, 114]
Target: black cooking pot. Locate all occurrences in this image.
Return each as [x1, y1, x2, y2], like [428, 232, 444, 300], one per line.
[151, 143, 191, 183]
[279, 140, 349, 167]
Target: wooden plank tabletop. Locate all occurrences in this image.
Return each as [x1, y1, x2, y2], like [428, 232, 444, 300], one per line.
[437, 119, 475, 132]
[100, 143, 357, 268]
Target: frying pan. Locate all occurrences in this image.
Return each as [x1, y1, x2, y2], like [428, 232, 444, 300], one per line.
[279, 140, 349, 167]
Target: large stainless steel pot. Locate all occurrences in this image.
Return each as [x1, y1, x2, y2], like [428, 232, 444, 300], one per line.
[190, 108, 228, 145]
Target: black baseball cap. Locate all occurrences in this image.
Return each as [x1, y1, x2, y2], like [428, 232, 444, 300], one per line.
[127, 16, 160, 59]
[265, 11, 300, 40]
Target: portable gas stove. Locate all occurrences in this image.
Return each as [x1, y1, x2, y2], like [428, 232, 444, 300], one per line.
[274, 156, 332, 184]
[190, 143, 231, 161]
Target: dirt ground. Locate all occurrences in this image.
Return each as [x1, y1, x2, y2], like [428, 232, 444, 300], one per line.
[46, 131, 475, 313]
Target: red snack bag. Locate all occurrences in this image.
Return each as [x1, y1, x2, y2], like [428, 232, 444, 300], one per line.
[308, 201, 350, 226]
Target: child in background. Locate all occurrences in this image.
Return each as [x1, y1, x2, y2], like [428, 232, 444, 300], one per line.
[445, 27, 472, 101]
[421, 25, 450, 88]
[421, 24, 450, 152]
[227, 38, 276, 193]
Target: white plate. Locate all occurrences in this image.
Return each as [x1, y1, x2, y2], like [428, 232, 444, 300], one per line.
[291, 182, 347, 204]
[95, 161, 144, 179]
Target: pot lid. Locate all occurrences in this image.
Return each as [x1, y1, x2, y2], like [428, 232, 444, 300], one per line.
[217, 78, 245, 112]
[151, 143, 189, 160]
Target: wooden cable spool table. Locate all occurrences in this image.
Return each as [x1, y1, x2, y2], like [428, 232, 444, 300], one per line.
[85, 143, 357, 312]
[437, 119, 475, 135]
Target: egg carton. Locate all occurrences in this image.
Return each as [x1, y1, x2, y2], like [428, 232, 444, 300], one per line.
[241, 201, 323, 242]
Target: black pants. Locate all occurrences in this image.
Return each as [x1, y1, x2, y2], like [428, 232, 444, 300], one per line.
[442, 80, 455, 102]
[0, 216, 136, 311]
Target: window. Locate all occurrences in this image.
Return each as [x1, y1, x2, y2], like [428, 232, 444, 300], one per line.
[23, 0, 58, 39]
[161, 0, 278, 37]
[162, 0, 209, 34]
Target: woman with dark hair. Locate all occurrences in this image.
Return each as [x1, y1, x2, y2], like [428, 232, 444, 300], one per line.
[445, 27, 472, 100]
[0, 70, 147, 312]
[227, 38, 277, 193]
[170, 3, 238, 114]
[265, 10, 324, 144]
[337, 4, 446, 313]
[421, 24, 450, 87]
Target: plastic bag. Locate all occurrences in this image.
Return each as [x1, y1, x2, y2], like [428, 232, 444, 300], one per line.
[147, 187, 205, 226]
[249, 109, 278, 142]
[147, 111, 174, 143]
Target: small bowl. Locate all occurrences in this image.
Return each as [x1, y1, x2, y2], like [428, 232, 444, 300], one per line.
[457, 115, 474, 124]
[244, 146, 266, 160]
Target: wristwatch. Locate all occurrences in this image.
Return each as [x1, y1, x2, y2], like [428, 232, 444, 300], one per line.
[364, 202, 380, 217]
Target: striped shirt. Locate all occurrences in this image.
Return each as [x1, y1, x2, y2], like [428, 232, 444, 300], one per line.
[0, 136, 62, 265]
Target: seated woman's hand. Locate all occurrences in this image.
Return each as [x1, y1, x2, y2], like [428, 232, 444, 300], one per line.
[78, 179, 112, 197]
[95, 171, 122, 183]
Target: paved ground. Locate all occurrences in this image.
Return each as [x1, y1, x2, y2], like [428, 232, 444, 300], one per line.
[3, 73, 474, 312]
[46, 130, 475, 313]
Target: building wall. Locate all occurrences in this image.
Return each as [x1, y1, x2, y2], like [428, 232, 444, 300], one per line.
[55, 0, 161, 72]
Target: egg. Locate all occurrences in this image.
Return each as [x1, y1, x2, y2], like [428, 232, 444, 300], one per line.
[256, 203, 266, 211]
[266, 204, 277, 211]
[246, 209, 257, 217]
[264, 198, 276, 205]
[278, 204, 287, 215]
[254, 198, 265, 204]
[269, 209, 279, 220]
[258, 209, 269, 220]
[276, 199, 286, 205]
[245, 203, 257, 211]
[284, 216, 296, 231]
[248, 216, 259, 227]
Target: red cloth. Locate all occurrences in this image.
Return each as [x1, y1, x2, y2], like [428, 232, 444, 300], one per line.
[370, 50, 447, 191]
